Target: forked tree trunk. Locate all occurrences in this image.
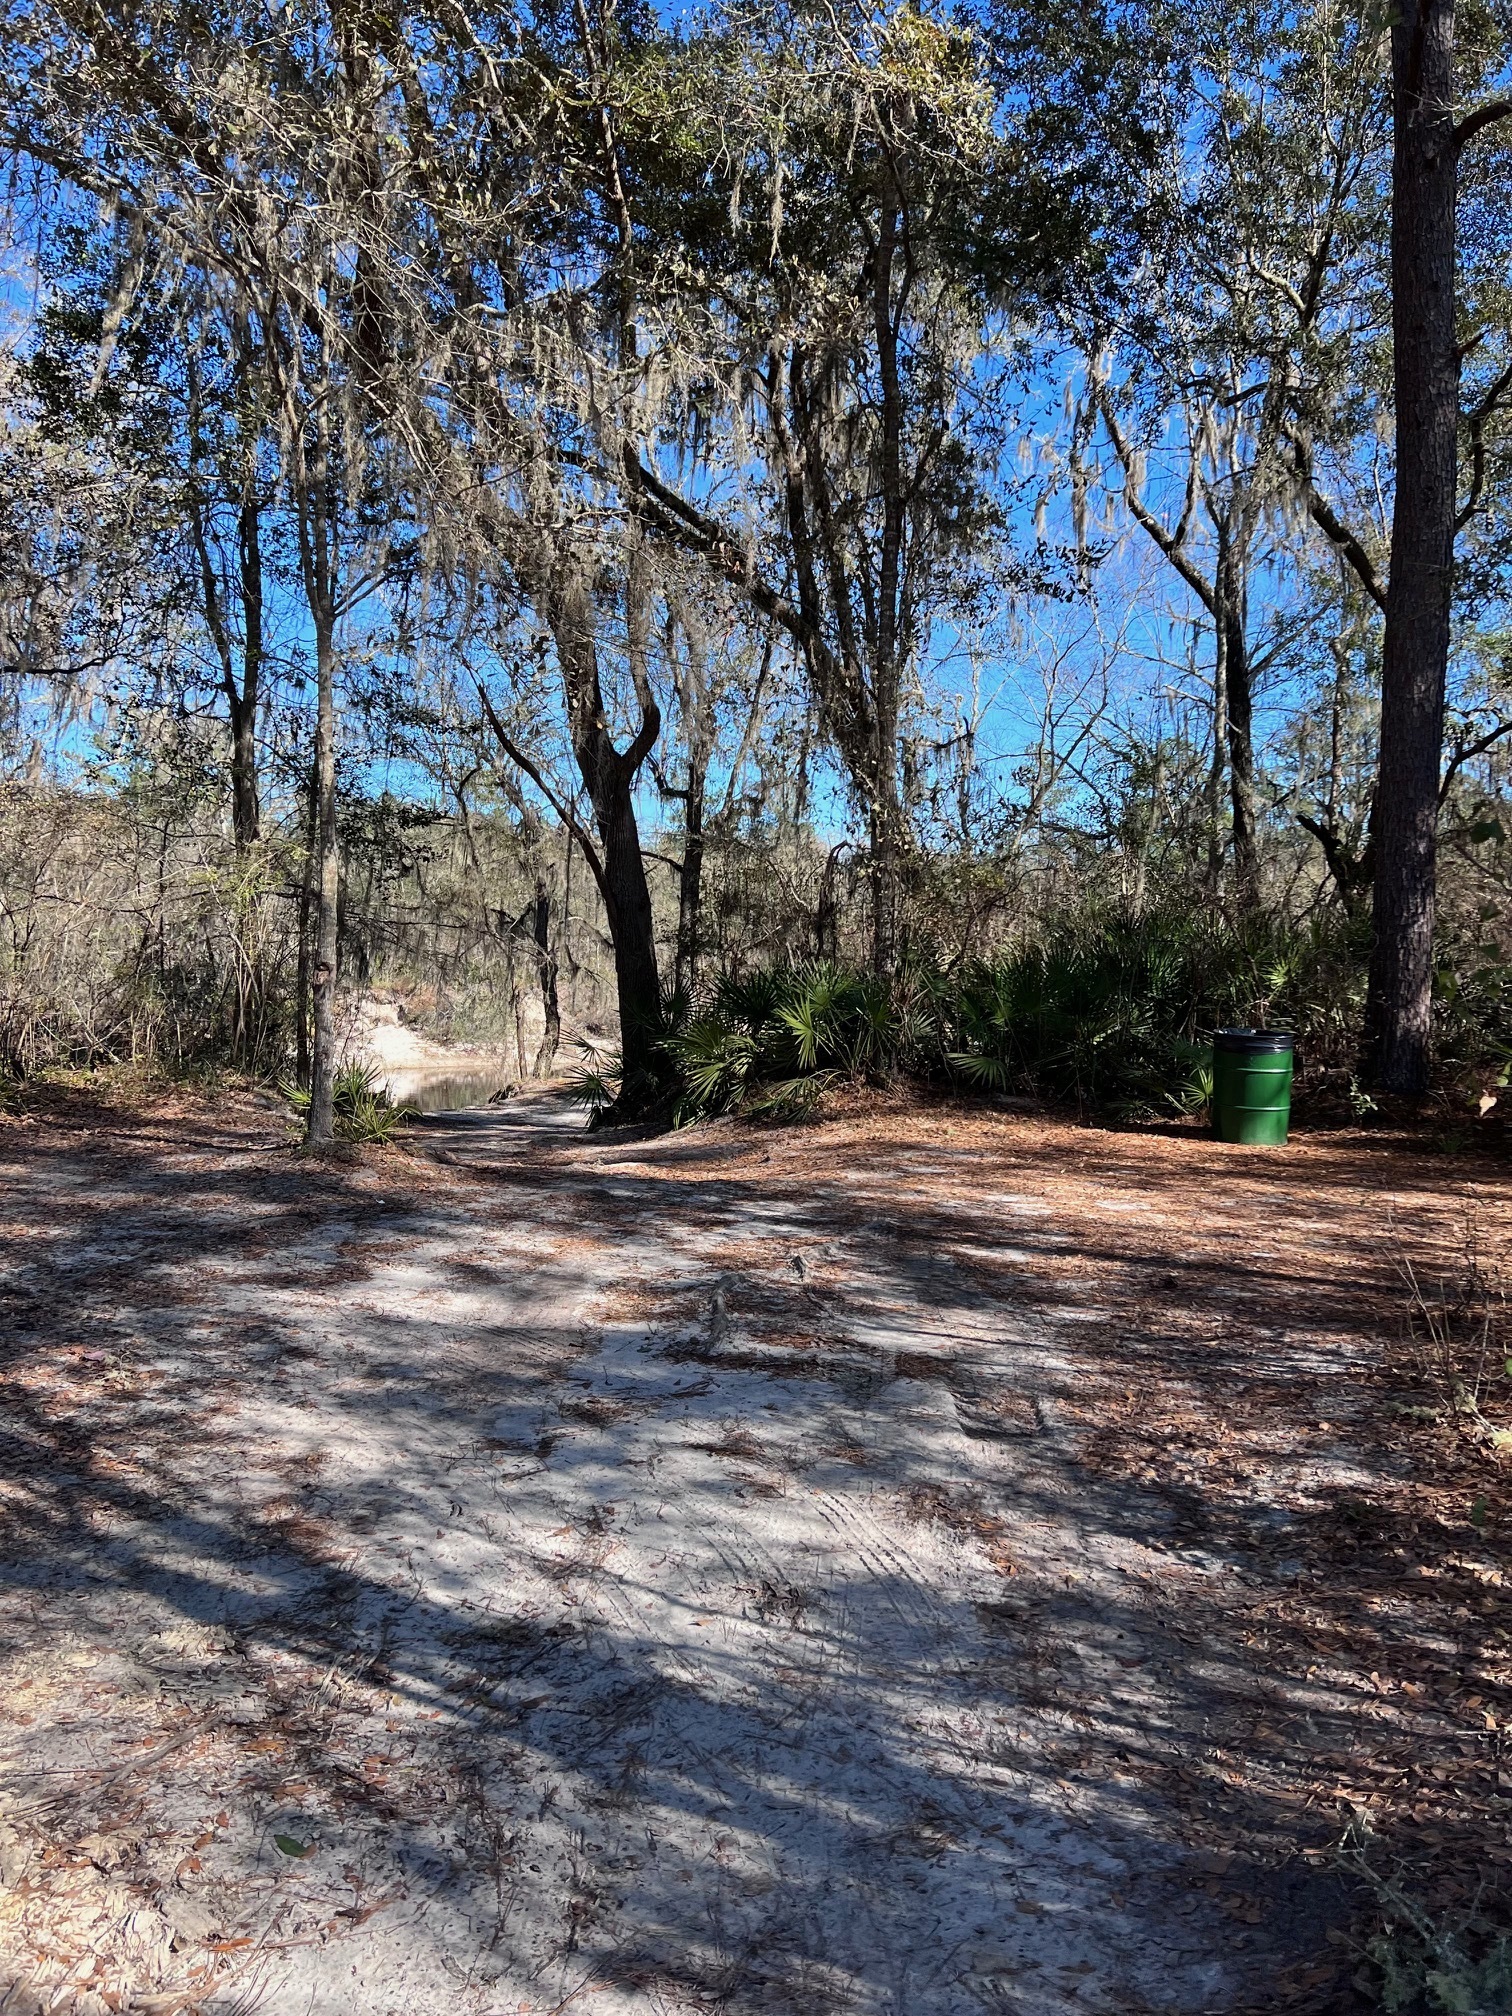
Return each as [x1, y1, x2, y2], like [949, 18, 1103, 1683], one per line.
[1366, 0, 1460, 1094]
[480, 557, 664, 1116]
[544, 570, 664, 1107]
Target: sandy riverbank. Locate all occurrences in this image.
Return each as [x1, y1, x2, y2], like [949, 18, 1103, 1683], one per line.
[344, 994, 516, 1108]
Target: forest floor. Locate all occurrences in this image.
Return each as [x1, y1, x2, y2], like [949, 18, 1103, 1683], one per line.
[0, 1078, 1508, 2016]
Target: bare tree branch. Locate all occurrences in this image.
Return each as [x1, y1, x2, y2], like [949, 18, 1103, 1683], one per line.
[474, 680, 609, 903]
[1456, 357, 1512, 530]
[1439, 718, 1512, 805]
[1282, 430, 1388, 609]
[1452, 99, 1512, 151]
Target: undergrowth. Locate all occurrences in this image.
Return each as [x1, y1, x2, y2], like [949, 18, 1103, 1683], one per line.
[284, 1061, 415, 1143]
[1395, 1217, 1512, 1453]
[570, 904, 1398, 1126]
[1343, 1821, 1512, 2014]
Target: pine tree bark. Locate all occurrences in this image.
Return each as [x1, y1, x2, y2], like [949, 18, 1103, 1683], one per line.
[1367, 0, 1460, 1093]
[295, 408, 341, 1149]
[306, 602, 340, 1146]
[227, 502, 264, 850]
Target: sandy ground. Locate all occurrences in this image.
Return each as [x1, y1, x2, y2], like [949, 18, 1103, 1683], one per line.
[0, 1084, 1507, 2016]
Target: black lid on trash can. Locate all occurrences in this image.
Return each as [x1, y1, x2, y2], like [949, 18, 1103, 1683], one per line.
[1213, 1027, 1294, 1055]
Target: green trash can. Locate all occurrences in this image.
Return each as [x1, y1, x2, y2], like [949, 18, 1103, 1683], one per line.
[1212, 1029, 1294, 1145]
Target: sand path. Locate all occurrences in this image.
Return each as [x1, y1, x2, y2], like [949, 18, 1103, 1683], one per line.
[3, 1085, 1499, 2015]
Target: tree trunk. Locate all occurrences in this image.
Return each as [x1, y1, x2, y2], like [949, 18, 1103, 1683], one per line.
[513, 976, 527, 1083]
[295, 755, 316, 1090]
[1297, 810, 1375, 914]
[868, 629, 904, 976]
[1366, 0, 1459, 1093]
[870, 203, 906, 979]
[229, 697, 260, 850]
[674, 773, 705, 1001]
[296, 404, 341, 1149]
[1206, 618, 1229, 899]
[1222, 587, 1260, 915]
[870, 796, 902, 977]
[532, 879, 561, 1076]
[306, 611, 339, 1146]
[588, 748, 662, 1095]
[228, 501, 264, 849]
[814, 844, 846, 961]
[543, 561, 664, 1112]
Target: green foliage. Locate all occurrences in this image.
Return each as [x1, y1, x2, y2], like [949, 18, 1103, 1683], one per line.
[1435, 928, 1512, 1090]
[285, 1062, 414, 1144]
[641, 905, 1377, 1128]
[666, 961, 922, 1125]
[945, 904, 1361, 1119]
[564, 1048, 625, 1118]
[563, 984, 692, 1126]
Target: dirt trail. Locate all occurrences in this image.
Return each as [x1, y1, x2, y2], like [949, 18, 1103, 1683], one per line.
[0, 1086, 1506, 2015]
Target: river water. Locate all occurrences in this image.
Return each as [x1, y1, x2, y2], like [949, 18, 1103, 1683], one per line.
[382, 1068, 514, 1113]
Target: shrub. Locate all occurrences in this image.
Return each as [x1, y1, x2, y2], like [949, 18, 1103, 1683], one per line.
[569, 901, 1508, 1131]
[1341, 1819, 1512, 2014]
[943, 904, 1368, 1117]
[644, 907, 1357, 1126]
[285, 1061, 415, 1144]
